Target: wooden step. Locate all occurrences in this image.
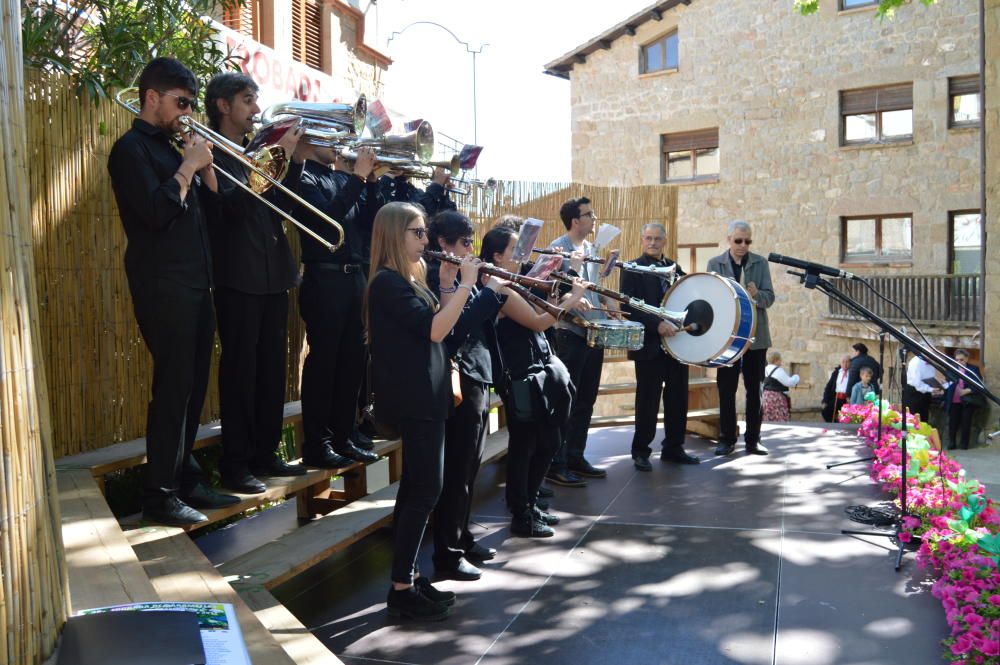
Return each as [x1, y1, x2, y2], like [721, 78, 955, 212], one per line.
[56, 401, 305, 479]
[220, 430, 509, 592]
[118, 439, 403, 534]
[59, 469, 160, 612]
[589, 407, 721, 429]
[597, 377, 715, 396]
[126, 526, 342, 665]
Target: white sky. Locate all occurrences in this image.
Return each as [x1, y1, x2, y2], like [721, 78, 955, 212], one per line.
[364, 0, 653, 183]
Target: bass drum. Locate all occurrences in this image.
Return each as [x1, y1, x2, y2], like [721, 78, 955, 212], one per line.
[660, 272, 756, 367]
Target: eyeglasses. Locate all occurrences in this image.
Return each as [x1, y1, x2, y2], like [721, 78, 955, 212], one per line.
[581, 211, 598, 220]
[732, 238, 753, 245]
[157, 90, 199, 112]
[406, 227, 427, 239]
[459, 238, 474, 248]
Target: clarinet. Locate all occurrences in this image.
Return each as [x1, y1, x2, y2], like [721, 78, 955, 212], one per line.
[423, 250, 556, 292]
[505, 283, 594, 331]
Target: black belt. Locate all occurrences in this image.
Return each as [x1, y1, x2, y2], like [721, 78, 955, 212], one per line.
[305, 262, 363, 274]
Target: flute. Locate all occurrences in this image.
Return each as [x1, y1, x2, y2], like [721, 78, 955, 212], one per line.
[532, 248, 677, 279]
[424, 250, 556, 291]
[505, 283, 595, 331]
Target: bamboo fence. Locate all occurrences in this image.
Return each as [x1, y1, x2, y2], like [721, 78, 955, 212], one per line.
[24, 70, 677, 458]
[1, 5, 69, 664]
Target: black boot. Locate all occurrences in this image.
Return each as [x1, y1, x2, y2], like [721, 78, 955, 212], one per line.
[386, 585, 450, 621]
[510, 510, 554, 538]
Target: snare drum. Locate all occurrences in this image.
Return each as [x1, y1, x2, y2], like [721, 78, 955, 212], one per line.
[584, 319, 645, 351]
[660, 273, 756, 367]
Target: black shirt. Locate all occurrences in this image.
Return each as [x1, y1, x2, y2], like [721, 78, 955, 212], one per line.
[107, 118, 213, 290]
[418, 183, 458, 218]
[292, 161, 383, 265]
[729, 252, 747, 284]
[207, 147, 299, 294]
[368, 268, 450, 423]
[426, 260, 505, 385]
[619, 253, 685, 360]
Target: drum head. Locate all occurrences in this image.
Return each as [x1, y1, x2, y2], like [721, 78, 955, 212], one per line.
[662, 273, 739, 364]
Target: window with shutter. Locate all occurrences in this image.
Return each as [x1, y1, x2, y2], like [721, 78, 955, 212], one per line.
[223, 0, 260, 39]
[292, 0, 323, 71]
[948, 75, 981, 128]
[660, 128, 719, 183]
[839, 83, 913, 145]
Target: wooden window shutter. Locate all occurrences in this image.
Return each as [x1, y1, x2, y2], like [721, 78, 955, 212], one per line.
[841, 83, 912, 115]
[292, 0, 323, 70]
[223, 0, 259, 39]
[949, 75, 980, 96]
[662, 128, 719, 152]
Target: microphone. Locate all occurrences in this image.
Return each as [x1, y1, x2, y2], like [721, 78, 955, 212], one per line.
[767, 253, 860, 280]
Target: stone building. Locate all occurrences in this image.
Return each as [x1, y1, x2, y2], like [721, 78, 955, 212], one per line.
[545, 0, 985, 419]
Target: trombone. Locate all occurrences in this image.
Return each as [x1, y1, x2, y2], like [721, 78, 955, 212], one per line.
[114, 87, 345, 253]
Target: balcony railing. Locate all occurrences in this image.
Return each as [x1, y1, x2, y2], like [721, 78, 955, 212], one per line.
[827, 274, 981, 324]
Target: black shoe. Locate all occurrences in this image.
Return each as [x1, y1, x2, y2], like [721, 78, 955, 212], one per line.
[386, 586, 450, 621]
[436, 557, 482, 581]
[661, 449, 701, 465]
[715, 442, 737, 456]
[535, 498, 550, 512]
[180, 483, 241, 509]
[358, 418, 379, 441]
[633, 456, 653, 472]
[537, 485, 554, 498]
[350, 428, 375, 451]
[251, 459, 307, 477]
[510, 513, 554, 538]
[746, 444, 769, 456]
[568, 458, 607, 478]
[221, 473, 266, 494]
[465, 542, 497, 562]
[414, 577, 455, 606]
[303, 446, 354, 469]
[545, 470, 587, 488]
[533, 505, 560, 526]
[335, 441, 380, 464]
[143, 496, 208, 526]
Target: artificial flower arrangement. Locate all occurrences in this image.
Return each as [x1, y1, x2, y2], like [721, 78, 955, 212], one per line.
[839, 393, 999, 664]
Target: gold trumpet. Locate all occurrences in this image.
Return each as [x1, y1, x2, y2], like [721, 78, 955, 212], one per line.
[114, 87, 345, 252]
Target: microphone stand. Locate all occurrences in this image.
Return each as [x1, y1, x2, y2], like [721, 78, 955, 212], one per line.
[785, 267, 1000, 570]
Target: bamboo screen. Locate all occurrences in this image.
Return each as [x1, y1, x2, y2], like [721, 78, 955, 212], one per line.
[25, 71, 677, 458]
[2, 23, 68, 665]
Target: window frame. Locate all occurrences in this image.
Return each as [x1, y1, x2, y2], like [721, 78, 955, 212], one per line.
[840, 214, 913, 265]
[839, 83, 914, 146]
[660, 128, 720, 184]
[948, 209, 982, 274]
[839, 0, 878, 10]
[639, 30, 679, 75]
[948, 75, 982, 129]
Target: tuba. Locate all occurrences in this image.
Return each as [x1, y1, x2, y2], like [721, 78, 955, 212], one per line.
[260, 96, 367, 145]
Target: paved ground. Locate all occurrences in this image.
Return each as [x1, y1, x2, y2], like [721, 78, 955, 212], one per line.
[245, 423, 951, 665]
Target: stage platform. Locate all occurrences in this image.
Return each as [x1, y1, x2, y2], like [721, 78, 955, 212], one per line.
[262, 423, 948, 665]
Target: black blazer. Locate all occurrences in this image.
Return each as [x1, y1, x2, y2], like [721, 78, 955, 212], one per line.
[368, 269, 450, 423]
[943, 363, 984, 406]
[619, 254, 683, 361]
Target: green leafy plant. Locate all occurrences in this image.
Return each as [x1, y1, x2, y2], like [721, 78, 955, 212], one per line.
[21, 0, 243, 102]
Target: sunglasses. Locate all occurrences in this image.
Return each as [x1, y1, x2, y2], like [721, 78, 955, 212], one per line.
[158, 90, 199, 112]
[732, 238, 752, 245]
[406, 227, 427, 239]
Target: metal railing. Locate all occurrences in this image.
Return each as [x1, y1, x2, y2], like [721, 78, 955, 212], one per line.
[827, 274, 981, 324]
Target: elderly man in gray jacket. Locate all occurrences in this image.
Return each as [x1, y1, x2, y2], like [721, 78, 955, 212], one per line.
[706, 220, 774, 456]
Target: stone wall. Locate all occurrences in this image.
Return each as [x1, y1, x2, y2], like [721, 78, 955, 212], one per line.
[982, 0, 999, 425]
[569, 0, 982, 412]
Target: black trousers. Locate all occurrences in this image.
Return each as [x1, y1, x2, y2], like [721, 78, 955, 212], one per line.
[505, 417, 561, 516]
[902, 387, 931, 423]
[392, 417, 446, 584]
[632, 352, 689, 459]
[948, 402, 976, 450]
[551, 330, 604, 472]
[432, 375, 489, 568]
[130, 280, 214, 506]
[214, 287, 289, 478]
[716, 347, 767, 447]
[298, 268, 366, 455]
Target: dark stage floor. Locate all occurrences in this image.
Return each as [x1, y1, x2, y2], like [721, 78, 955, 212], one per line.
[233, 424, 951, 665]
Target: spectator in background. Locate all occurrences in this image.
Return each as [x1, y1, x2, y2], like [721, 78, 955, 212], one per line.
[850, 366, 875, 405]
[821, 355, 851, 422]
[846, 342, 881, 397]
[762, 351, 799, 422]
[943, 349, 984, 450]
